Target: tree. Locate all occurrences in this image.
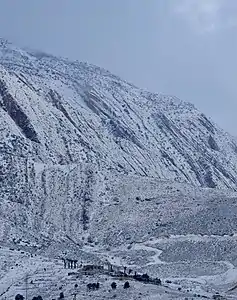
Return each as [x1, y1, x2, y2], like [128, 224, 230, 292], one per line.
[124, 281, 130, 289]
[141, 273, 149, 281]
[15, 295, 24, 300]
[59, 292, 64, 299]
[154, 278, 161, 285]
[111, 282, 117, 289]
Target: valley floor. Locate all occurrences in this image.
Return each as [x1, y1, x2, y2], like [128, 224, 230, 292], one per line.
[1, 233, 237, 300]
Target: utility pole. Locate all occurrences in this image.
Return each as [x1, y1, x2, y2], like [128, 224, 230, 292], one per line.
[25, 274, 29, 300]
[72, 284, 79, 300]
[72, 292, 77, 300]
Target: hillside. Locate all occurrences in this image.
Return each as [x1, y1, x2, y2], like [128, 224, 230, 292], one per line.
[1, 37, 237, 189]
[1, 38, 237, 299]
[1, 37, 237, 244]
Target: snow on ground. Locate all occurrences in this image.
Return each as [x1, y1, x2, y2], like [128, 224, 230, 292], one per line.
[81, 233, 237, 299]
[2, 232, 237, 299]
[0, 246, 204, 300]
[1, 178, 237, 299]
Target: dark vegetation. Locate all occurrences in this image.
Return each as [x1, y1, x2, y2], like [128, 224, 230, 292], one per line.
[15, 295, 24, 300]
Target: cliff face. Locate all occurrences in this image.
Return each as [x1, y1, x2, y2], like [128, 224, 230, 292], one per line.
[0, 38, 237, 246]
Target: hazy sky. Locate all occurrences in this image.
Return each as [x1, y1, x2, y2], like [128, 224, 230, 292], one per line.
[0, 0, 236, 135]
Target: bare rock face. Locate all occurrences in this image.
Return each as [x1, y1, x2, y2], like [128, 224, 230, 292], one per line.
[0, 38, 237, 247]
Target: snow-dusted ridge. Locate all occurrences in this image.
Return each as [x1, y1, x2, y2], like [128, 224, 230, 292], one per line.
[1, 38, 237, 187]
[2, 38, 237, 299]
[1, 38, 237, 242]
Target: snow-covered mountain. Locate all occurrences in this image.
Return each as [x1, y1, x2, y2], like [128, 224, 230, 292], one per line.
[2, 38, 237, 300]
[0, 37, 237, 245]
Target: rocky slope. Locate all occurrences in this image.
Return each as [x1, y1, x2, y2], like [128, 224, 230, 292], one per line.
[0, 37, 237, 247]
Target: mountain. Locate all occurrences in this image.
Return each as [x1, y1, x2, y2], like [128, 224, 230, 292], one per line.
[0, 37, 237, 242]
[2, 38, 237, 299]
[1, 37, 237, 243]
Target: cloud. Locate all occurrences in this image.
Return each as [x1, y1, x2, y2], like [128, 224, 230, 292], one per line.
[172, 0, 237, 33]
